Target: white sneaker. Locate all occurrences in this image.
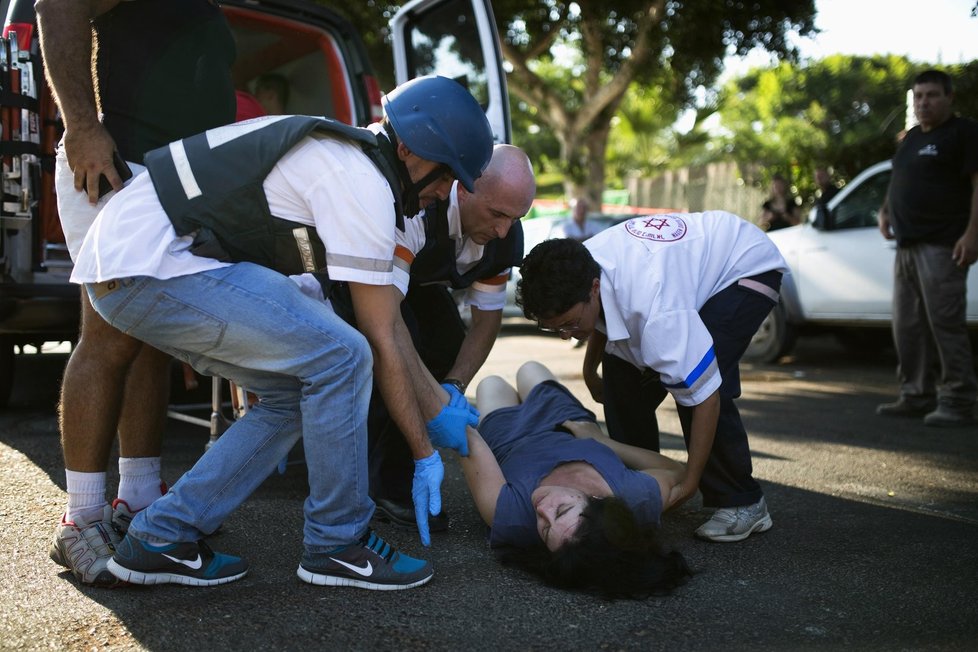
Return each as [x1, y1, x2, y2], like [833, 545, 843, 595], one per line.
[695, 496, 773, 542]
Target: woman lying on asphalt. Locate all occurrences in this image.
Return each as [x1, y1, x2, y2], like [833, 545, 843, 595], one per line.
[454, 361, 691, 598]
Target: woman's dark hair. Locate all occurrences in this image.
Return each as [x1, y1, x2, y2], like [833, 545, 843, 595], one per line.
[497, 497, 691, 599]
[516, 238, 600, 322]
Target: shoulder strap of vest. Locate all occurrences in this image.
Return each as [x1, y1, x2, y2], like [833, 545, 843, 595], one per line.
[360, 134, 405, 231]
[309, 119, 405, 231]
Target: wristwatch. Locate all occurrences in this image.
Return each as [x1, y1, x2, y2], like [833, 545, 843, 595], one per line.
[442, 378, 466, 393]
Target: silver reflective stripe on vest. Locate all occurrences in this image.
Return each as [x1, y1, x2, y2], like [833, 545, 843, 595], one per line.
[170, 141, 202, 199]
[292, 227, 317, 272]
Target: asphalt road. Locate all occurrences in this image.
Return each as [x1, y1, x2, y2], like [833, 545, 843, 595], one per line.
[1, 327, 976, 651]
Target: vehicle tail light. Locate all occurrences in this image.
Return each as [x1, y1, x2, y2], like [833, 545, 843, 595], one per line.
[3, 22, 34, 50]
[364, 74, 383, 123]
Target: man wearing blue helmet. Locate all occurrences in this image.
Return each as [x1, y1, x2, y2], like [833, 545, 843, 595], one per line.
[63, 75, 493, 590]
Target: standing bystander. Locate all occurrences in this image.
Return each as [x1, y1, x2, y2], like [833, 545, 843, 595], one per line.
[876, 69, 978, 427]
[758, 174, 799, 232]
[36, 0, 237, 587]
[814, 167, 839, 208]
[558, 197, 602, 242]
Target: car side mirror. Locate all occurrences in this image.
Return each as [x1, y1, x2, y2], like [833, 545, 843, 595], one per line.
[813, 203, 834, 231]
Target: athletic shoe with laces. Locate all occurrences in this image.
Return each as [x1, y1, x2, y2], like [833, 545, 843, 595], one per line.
[107, 535, 248, 586]
[297, 529, 433, 591]
[923, 405, 977, 428]
[111, 481, 168, 534]
[695, 496, 773, 543]
[50, 504, 124, 587]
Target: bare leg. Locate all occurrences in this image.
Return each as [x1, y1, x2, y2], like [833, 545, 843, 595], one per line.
[475, 375, 520, 421]
[58, 290, 144, 471]
[516, 361, 557, 401]
[117, 343, 170, 458]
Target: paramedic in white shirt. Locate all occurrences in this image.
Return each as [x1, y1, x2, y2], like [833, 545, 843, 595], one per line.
[366, 145, 535, 529]
[515, 211, 789, 543]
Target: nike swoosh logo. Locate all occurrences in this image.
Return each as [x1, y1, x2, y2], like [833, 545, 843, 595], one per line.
[330, 558, 373, 577]
[162, 553, 203, 570]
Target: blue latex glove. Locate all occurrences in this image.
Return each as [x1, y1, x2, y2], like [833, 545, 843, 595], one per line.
[412, 451, 444, 547]
[427, 401, 478, 456]
[441, 382, 480, 421]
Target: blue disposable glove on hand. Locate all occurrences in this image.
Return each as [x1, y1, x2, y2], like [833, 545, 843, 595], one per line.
[427, 401, 478, 456]
[412, 451, 444, 547]
[441, 382, 480, 421]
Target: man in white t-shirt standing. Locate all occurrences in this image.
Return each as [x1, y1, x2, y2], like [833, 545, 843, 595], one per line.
[69, 75, 492, 589]
[558, 196, 601, 242]
[517, 211, 788, 543]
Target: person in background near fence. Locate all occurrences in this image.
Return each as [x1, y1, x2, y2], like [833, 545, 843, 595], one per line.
[876, 68, 978, 427]
[517, 211, 788, 543]
[37, 0, 237, 588]
[758, 174, 799, 231]
[558, 196, 602, 242]
[814, 167, 839, 208]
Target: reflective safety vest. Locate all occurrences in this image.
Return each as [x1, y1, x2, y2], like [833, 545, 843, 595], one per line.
[410, 197, 523, 290]
[143, 115, 405, 276]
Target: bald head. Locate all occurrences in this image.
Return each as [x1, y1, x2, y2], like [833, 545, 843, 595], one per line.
[458, 144, 536, 244]
[475, 145, 536, 214]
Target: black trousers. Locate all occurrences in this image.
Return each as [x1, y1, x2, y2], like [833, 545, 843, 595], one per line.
[602, 272, 781, 508]
[368, 285, 466, 502]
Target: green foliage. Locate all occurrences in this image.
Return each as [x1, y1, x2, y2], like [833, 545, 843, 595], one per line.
[719, 55, 914, 200]
[494, 0, 817, 203]
[718, 56, 978, 201]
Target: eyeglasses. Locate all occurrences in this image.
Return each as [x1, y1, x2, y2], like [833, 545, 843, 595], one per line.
[537, 311, 582, 335]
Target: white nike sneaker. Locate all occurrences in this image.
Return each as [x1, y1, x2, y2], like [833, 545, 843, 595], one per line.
[106, 535, 248, 586]
[297, 529, 433, 590]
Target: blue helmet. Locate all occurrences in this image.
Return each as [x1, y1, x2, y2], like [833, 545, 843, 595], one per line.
[382, 75, 493, 192]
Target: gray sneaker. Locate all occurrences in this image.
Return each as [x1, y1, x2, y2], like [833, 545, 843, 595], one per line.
[695, 497, 773, 543]
[50, 505, 123, 587]
[876, 398, 936, 418]
[923, 405, 977, 428]
[110, 481, 168, 534]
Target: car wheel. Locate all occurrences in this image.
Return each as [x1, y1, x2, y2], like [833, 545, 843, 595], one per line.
[0, 336, 14, 408]
[744, 303, 795, 364]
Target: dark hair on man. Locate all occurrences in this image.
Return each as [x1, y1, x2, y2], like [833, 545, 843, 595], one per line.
[517, 238, 601, 321]
[913, 69, 953, 95]
[497, 497, 691, 599]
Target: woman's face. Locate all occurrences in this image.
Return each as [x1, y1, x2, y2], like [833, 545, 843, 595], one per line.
[531, 485, 589, 551]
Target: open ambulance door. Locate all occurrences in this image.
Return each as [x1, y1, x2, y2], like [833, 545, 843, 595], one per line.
[390, 0, 511, 145]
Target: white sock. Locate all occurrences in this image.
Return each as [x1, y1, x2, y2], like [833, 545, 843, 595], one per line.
[65, 470, 107, 524]
[117, 456, 163, 512]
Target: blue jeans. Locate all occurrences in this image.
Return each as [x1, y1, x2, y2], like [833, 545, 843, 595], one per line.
[87, 263, 374, 552]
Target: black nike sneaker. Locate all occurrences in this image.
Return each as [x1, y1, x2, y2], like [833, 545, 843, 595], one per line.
[107, 535, 248, 586]
[297, 529, 432, 591]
